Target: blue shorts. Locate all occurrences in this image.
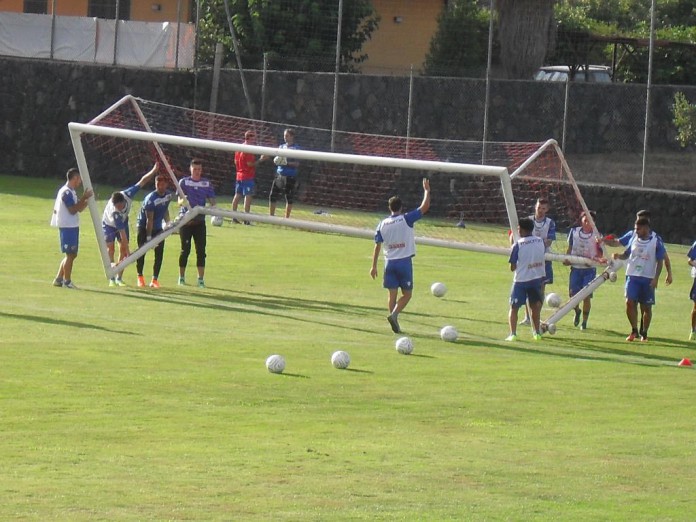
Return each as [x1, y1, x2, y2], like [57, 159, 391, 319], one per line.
[103, 224, 129, 244]
[569, 267, 596, 297]
[383, 257, 413, 291]
[235, 179, 255, 196]
[690, 279, 696, 302]
[544, 260, 554, 285]
[59, 227, 79, 254]
[625, 276, 655, 305]
[510, 278, 544, 309]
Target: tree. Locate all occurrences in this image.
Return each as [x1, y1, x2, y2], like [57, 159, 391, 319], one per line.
[497, 0, 557, 79]
[197, 0, 379, 72]
[672, 92, 696, 147]
[423, 1, 490, 78]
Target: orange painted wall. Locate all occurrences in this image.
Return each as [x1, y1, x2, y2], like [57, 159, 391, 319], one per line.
[0, 0, 191, 21]
[361, 0, 445, 75]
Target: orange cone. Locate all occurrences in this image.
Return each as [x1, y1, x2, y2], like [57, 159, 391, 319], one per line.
[678, 358, 693, 367]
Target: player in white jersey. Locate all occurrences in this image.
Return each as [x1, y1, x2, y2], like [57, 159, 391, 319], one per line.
[507, 217, 546, 341]
[101, 164, 158, 286]
[612, 217, 666, 342]
[51, 168, 93, 289]
[565, 210, 604, 330]
[370, 178, 430, 333]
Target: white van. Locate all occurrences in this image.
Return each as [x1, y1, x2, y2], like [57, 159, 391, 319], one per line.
[534, 65, 612, 82]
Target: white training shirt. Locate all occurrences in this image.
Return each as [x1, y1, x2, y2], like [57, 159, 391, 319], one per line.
[567, 227, 600, 268]
[529, 214, 556, 253]
[375, 209, 422, 262]
[50, 184, 79, 228]
[625, 234, 664, 279]
[510, 235, 546, 282]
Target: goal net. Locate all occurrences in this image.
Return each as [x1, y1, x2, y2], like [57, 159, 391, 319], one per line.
[68, 96, 600, 281]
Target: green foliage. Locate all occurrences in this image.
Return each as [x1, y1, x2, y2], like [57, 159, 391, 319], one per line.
[197, 0, 379, 72]
[423, 0, 491, 78]
[672, 91, 696, 147]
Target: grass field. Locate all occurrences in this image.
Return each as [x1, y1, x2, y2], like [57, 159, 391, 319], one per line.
[2, 174, 695, 521]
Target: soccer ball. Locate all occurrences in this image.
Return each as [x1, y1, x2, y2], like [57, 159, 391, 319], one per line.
[440, 325, 458, 342]
[608, 271, 618, 282]
[331, 350, 351, 369]
[210, 215, 223, 227]
[546, 323, 557, 335]
[395, 336, 414, 355]
[265, 354, 286, 374]
[273, 155, 288, 166]
[545, 292, 562, 308]
[430, 282, 447, 298]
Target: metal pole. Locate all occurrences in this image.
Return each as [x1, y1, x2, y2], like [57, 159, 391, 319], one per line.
[174, 0, 182, 69]
[561, 77, 570, 153]
[261, 52, 268, 121]
[223, 0, 255, 118]
[210, 42, 224, 114]
[49, 0, 57, 59]
[406, 65, 414, 157]
[331, 0, 344, 152]
[112, 0, 121, 66]
[193, 0, 201, 110]
[482, 0, 495, 164]
[641, 0, 656, 188]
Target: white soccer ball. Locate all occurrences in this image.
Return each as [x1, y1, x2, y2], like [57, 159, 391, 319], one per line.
[210, 215, 223, 227]
[273, 155, 288, 166]
[395, 336, 414, 355]
[265, 354, 286, 374]
[608, 271, 618, 282]
[440, 325, 458, 342]
[545, 292, 562, 308]
[331, 350, 351, 369]
[430, 282, 447, 298]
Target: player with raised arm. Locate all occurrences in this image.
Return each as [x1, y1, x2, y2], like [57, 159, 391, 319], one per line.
[102, 163, 158, 287]
[612, 217, 666, 342]
[520, 197, 556, 326]
[507, 217, 547, 341]
[564, 210, 605, 330]
[370, 178, 431, 334]
[135, 173, 174, 288]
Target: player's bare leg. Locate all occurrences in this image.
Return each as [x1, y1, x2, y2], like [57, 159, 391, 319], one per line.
[625, 299, 639, 341]
[530, 300, 543, 337]
[285, 203, 293, 218]
[640, 303, 652, 341]
[691, 303, 696, 340]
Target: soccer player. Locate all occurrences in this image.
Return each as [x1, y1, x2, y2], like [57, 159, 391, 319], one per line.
[687, 240, 696, 340]
[178, 158, 216, 288]
[51, 168, 93, 289]
[612, 217, 666, 342]
[565, 210, 605, 330]
[269, 128, 300, 219]
[520, 197, 556, 326]
[135, 173, 174, 288]
[507, 217, 546, 341]
[370, 178, 431, 334]
[232, 130, 269, 224]
[102, 164, 158, 287]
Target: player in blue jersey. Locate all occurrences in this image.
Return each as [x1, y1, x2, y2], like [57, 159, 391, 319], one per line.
[269, 128, 300, 218]
[370, 178, 431, 334]
[51, 168, 93, 289]
[102, 164, 158, 287]
[687, 240, 696, 340]
[612, 217, 666, 342]
[178, 158, 217, 288]
[135, 173, 174, 288]
[520, 197, 556, 326]
[564, 210, 605, 330]
[507, 217, 547, 341]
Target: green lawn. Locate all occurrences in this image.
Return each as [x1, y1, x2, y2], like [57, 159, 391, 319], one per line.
[1, 174, 695, 521]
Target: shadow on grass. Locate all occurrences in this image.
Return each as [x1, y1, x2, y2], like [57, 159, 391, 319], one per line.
[0, 310, 136, 334]
[344, 368, 374, 374]
[278, 372, 309, 379]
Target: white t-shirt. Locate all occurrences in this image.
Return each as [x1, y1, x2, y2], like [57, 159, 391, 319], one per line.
[567, 227, 600, 268]
[625, 233, 666, 279]
[50, 184, 79, 228]
[509, 235, 546, 282]
[374, 209, 422, 262]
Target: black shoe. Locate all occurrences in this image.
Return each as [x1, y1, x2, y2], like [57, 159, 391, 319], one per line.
[232, 218, 241, 224]
[387, 314, 401, 334]
[573, 308, 581, 327]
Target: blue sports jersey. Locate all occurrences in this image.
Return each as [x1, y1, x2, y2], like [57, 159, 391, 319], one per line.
[137, 190, 173, 232]
[180, 176, 215, 207]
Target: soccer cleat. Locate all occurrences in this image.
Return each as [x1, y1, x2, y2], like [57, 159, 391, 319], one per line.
[53, 278, 63, 287]
[387, 314, 401, 334]
[109, 279, 117, 287]
[690, 331, 696, 341]
[244, 220, 252, 226]
[519, 317, 531, 326]
[640, 335, 648, 342]
[232, 218, 241, 224]
[63, 281, 78, 289]
[505, 334, 517, 342]
[149, 279, 160, 289]
[580, 324, 587, 331]
[197, 278, 205, 288]
[573, 309, 581, 327]
[533, 333, 542, 341]
[137, 275, 146, 287]
[626, 332, 637, 342]
[115, 279, 126, 287]
[178, 277, 186, 286]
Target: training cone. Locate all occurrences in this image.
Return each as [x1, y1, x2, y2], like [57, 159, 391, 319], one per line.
[678, 358, 693, 367]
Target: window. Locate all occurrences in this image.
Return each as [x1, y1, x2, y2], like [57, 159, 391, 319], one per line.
[24, 0, 47, 14]
[88, 0, 131, 21]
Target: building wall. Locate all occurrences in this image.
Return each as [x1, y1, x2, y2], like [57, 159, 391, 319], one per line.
[0, 0, 191, 21]
[361, 0, 444, 74]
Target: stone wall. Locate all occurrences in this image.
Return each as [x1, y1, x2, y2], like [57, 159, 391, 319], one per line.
[1, 56, 694, 244]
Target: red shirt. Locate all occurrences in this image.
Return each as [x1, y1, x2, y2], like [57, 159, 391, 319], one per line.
[234, 150, 256, 181]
